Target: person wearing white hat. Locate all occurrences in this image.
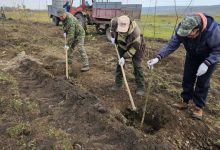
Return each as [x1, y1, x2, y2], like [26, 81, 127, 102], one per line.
[110, 15, 146, 96]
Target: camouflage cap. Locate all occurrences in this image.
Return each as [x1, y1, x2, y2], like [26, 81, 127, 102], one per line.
[177, 15, 201, 37]
[57, 8, 65, 17]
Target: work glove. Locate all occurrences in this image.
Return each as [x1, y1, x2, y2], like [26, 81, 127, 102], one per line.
[63, 32, 67, 38]
[147, 58, 159, 69]
[196, 63, 208, 76]
[111, 38, 115, 44]
[118, 57, 125, 66]
[64, 45, 69, 51]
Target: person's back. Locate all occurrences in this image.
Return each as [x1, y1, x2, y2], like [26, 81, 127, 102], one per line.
[63, 12, 85, 42]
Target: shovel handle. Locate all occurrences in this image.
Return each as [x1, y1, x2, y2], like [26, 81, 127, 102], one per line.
[65, 49, 69, 79]
[64, 36, 69, 79]
[114, 44, 136, 111]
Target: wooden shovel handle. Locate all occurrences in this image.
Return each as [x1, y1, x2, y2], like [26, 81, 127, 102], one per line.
[65, 36, 69, 79]
[65, 49, 69, 79]
[114, 44, 136, 111]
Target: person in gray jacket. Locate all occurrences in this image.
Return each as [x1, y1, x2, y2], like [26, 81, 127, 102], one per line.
[147, 13, 220, 119]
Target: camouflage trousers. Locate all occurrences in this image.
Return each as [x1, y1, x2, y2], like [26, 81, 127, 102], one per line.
[68, 37, 89, 67]
[115, 47, 145, 90]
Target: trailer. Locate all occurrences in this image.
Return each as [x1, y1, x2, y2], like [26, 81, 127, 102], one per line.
[48, 0, 66, 26]
[92, 1, 142, 40]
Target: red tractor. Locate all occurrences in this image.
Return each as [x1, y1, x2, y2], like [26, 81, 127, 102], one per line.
[69, 0, 93, 30]
[48, 0, 92, 29]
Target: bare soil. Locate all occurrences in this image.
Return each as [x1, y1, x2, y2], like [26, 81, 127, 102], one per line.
[0, 19, 220, 150]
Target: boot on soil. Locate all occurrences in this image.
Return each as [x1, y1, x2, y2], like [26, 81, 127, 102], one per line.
[136, 88, 145, 96]
[192, 106, 203, 120]
[81, 65, 89, 72]
[110, 85, 122, 91]
[172, 100, 188, 110]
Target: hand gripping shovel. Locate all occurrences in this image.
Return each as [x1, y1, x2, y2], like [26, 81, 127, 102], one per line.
[64, 33, 69, 79]
[114, 44, 137, 111]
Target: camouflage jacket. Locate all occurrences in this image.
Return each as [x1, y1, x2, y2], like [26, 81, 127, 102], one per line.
[110, 18, 142, 57]
[63, 13, 85, 47]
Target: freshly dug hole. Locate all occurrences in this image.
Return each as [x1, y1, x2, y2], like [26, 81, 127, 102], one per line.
[122, 100, 177, 134]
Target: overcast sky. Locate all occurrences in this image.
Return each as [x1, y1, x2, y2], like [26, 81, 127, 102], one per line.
[0, 0, 220, 10]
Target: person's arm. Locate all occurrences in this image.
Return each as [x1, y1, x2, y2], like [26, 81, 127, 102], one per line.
[64, 21, 76, 47]
[147, 34, 181, 69]
[110, 18, 117, 39]
[204, 26, 220, 66]
[156, 34, 181, 60]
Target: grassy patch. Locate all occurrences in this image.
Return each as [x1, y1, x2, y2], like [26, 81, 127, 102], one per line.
[47, 126, 73, 149]
[6, 122, 31, 138]
[5, 10, 51, 23]
[10, 98, 39, 114]
[140, 15, 220, 40]
[6, 122, 36, 149]
[0, 72, 19, 96]
[139, 15, 181, 39]
[0, 72, 16, 85]
[11, 99, 23, 112]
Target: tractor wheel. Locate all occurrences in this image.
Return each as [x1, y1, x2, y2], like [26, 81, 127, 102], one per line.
[52, 16, 60, 26]
[75, 14, 87, 31]
[96, 24, 105, 35]
[105, 26, 111, 42]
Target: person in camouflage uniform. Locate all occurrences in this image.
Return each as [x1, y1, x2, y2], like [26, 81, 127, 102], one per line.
[147, 13, 220, 119]
[110, 15, 146, 96]
[57, 8, 89, 72]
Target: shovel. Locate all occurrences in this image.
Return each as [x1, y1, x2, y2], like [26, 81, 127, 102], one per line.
[114, 44, 137, 111]
[64, 33, 69, 79]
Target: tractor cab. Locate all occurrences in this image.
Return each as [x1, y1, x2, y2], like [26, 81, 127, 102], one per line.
[69, 0, 94, 29]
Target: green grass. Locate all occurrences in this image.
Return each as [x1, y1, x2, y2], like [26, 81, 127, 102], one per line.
[138, 15, 181, 39]
[140, 15, 220, 40]
[5, 10, 51, 23]
[47, 126, 73, 149]
[0, 72, 15, 83]
[0, 72, 18, 93]
[6, 122, 31, 138]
